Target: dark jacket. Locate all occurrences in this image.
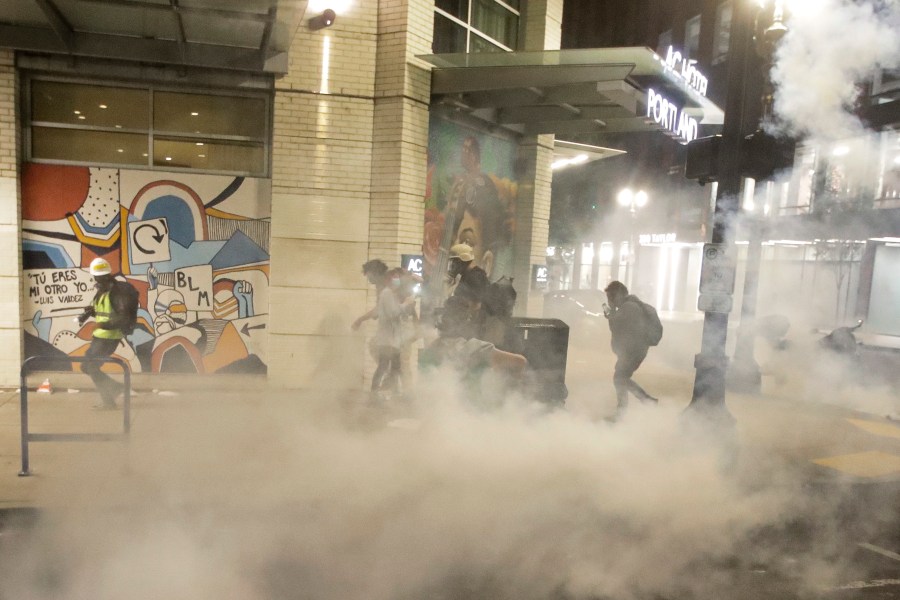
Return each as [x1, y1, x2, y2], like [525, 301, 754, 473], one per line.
[607, 295, 648, 356]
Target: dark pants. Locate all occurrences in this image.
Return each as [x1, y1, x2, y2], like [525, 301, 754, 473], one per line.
[371, 346, 401, 396]
[83, 337, 123, 405]
[613, 346, 655, 409]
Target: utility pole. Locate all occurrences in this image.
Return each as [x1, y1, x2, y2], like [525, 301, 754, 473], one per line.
[728, 1, 788, 394]
[685, 0, 756, 420]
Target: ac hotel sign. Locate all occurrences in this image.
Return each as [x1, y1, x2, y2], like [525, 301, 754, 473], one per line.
[645, 46, 709, 144]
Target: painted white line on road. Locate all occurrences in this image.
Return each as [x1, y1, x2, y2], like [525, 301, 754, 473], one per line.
[830, 579, 900, 590]
[858, 542, 900, 562]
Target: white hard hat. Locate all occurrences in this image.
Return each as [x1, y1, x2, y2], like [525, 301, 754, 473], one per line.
[449, 243, 475, 262]
[89, 257, 112, 276]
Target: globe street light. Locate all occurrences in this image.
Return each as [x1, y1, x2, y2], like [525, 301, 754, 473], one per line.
[617, 188, 648, 288]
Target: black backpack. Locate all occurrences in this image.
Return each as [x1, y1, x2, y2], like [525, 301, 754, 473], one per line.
[113, 279, 140, 335]
[638, 299, 663, 346]
[483, 276, 517, 318]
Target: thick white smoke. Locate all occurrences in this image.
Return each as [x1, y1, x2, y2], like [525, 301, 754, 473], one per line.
[771, 0, 900, 140]
[0, 370, 867, 600]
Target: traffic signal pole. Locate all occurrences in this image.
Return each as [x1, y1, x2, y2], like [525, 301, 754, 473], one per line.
[685, 0, 756, 421]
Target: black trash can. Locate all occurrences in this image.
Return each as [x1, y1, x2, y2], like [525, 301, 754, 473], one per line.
[503, 317, 569, 405]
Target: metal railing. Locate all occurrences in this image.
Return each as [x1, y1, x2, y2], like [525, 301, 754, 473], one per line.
[19, 355, 131, 476]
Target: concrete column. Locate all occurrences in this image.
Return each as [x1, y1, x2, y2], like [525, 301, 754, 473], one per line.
[370, 0, 432, 263]
[512, 135, 554, 316]
[0, 50, 22, 386]
[510, 0, 562, 317]
[268, 1, 432, 390]
[268, 5, 378, 389]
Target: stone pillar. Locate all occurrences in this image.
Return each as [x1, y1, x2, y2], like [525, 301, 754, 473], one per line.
[268, 1, 432, 390]
[511, 0, 562, 317]
[370, 0, 432, 263]
[0, 50, 22, 386]
[512, 136, 554, 316]
[268, 5, 378, 389]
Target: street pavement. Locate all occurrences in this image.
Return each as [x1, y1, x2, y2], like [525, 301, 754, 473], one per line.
[0, 329, 897, 599]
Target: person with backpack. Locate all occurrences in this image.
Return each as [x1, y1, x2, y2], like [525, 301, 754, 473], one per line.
[77, 257, 137, 409]
[603, 280, 662, 420]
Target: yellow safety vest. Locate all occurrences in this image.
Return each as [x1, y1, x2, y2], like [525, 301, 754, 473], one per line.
[92, 292, 123, 340]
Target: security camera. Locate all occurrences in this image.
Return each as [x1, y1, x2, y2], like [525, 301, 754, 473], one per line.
[309, 9, 336, 31]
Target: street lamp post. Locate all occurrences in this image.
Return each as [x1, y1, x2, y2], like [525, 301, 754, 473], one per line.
[728, 0, 788, 393]
[617, 188, 648, 288]
[686, 0, 759, 421]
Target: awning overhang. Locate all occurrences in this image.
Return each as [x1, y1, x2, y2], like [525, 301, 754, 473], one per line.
[419, 47, 724, 145]
[0, 0, 309, 75]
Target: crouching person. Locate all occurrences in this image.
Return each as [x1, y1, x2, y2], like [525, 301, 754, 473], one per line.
[424, 295, 527, 405]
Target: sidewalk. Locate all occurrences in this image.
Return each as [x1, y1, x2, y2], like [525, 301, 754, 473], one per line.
[0, 348, 898, 513]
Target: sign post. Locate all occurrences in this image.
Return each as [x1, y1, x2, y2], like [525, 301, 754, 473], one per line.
[686, 0, 757, 423]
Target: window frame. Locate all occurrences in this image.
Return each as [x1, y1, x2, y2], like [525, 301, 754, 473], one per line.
[434, 0, 520, 53]
[684, 14, 702, 61]
[25, 74, 271, 177]
[712, 1, 733, 65]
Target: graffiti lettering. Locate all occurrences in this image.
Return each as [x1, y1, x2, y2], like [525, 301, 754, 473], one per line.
[174, 265, 214, 311]
[24, 267, 96, 319]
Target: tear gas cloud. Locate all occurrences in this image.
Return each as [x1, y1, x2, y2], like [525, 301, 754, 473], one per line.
[0, 365, 876, 600]
[771, 0, 900, 141]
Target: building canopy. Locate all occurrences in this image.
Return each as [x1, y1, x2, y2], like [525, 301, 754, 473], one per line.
[419, 47, 724, 145]
[0, 0, 308, 74]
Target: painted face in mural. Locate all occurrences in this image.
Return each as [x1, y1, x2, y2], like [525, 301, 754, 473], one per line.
[455, 209, 492, 278]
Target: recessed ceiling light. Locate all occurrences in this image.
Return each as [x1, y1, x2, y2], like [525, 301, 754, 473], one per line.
[99, 104, 107, 109]
[191, 112, 199, 116]
[165, 156, 172, 161]
[114, 124, 122, 129]
[198, 154, 206, 158]
[195, 142, 204, 146]
[116, 148, 123, 153]
[77, 115, 86, 120]
[142, 153, 148, 157]
[73, 110, 81, 115]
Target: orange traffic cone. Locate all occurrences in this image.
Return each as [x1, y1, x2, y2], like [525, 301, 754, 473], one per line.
[36, 378, 52, 394]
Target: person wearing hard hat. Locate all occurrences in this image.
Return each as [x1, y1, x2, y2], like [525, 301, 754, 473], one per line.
[77, 258, 128, 409]
[447, 242, 488, 305]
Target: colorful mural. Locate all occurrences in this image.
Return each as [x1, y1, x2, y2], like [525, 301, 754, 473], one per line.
[22, 163, 270, 375]
[424, 117, 519, 284]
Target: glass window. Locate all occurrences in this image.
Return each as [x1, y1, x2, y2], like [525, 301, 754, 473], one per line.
[154, 91, 266, 139]
[153, 138, 265, 173]
[470, 33, 505, 53]
[876, 129, 900, 207]
[436, 0, 468, 20]
[29, 78, 268, 175]
[433, 12, 468, 53]
[783, 144, 816, 216]
[685, 14, 701, 60]
[657, 29, 673, 56]
[712, 1, 732, 65]
[471, 0, 517, 49]
[434, 0, 518, 53]
[32, 127, 148, 166]
[32, 81, 148, 130]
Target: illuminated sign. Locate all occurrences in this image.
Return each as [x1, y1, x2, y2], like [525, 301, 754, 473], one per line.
[664, 46, 708, 97]
[647, 88, 698, 143]
[532, 264, 549, 290]
[639, 232, 677, 244]
[401, 254, 424, 277]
